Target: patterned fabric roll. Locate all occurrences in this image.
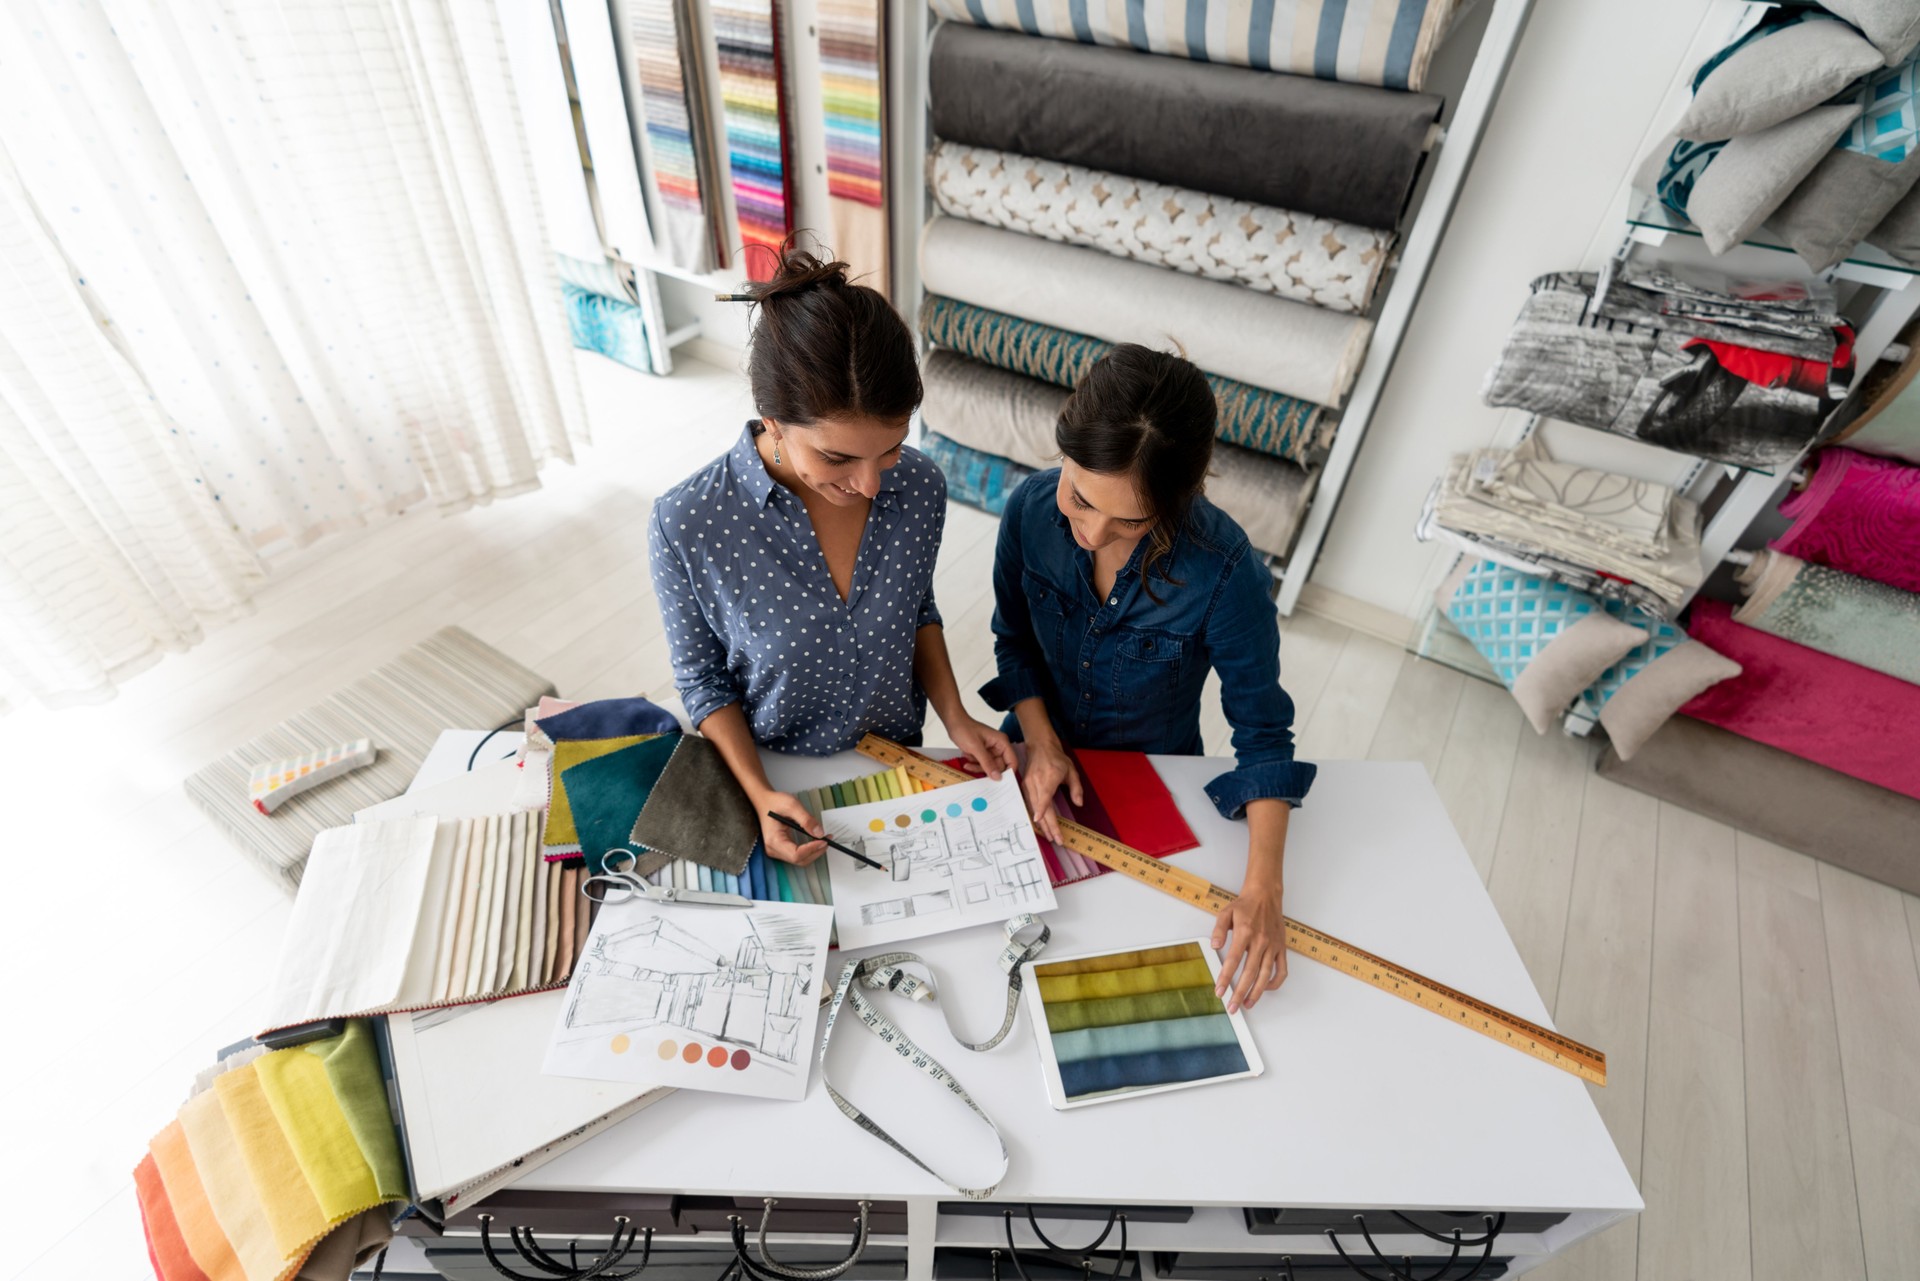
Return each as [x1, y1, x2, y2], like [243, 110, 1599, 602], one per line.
[920, 294, 1327, 464]
[714, 0, 793, 277]
[916, 427, 1035, 516]
[629, 0, 718, 270]
[928, 142, 1391, 314]
[1734, 550, 1920, 684]
[925, 0, 1468, 92]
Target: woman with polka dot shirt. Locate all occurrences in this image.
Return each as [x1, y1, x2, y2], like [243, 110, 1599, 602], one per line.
[649, 247, 1017, 865]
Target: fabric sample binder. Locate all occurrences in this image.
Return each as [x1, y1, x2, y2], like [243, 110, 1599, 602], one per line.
[259, 816, 596, 1037]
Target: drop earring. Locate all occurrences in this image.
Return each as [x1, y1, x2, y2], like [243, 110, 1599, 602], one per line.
[772, 437, 782, 466]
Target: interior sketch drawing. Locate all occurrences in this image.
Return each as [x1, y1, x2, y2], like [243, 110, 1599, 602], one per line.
[543, 899, 833, 1099]
[821, 775, 1057, 949]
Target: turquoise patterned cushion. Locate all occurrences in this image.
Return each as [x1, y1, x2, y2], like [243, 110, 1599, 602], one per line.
[1839, 56, 1920, 163]
[1577, 602, 1691, 718]
[1444, 560, 1605, 689]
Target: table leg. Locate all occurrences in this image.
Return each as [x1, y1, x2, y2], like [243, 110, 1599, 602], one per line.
[905, 1195, 939, 1281]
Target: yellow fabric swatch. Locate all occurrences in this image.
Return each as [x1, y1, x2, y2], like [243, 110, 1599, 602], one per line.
[151, 1120, 248, 1281]
[253, 1048, 379, 1224]
[307, 1022, 408, 1202]
[213, 1069, 328, 1260]
[543, 735, 652, 847]
[178, 1090, 286, 1281]
[1036, 959, 1214, 1003]
[1036, 943, 1203, 978]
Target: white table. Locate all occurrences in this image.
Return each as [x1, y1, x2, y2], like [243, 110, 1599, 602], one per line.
[486, 751, 1641, 1278]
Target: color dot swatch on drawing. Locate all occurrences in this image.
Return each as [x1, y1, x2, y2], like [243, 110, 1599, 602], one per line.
[1033, 942, 1251, 1101]
[971, 797, 988, 812]
[658, 1037, 754, 1070]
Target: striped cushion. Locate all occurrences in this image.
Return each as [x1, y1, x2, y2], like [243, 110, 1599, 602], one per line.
[925, 0, 1467, 92]
[184, 627, 554, 893]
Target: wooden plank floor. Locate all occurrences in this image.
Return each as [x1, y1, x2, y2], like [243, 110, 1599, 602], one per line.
[8, 353, 1915, 1280]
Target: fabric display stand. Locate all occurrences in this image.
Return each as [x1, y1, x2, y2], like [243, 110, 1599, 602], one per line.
[627, 0, 729, 271]
[915, 6, 1471, 564]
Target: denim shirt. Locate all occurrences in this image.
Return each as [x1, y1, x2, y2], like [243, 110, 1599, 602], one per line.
[647, 424, 945, 754]
[981, 469, 1315, 818]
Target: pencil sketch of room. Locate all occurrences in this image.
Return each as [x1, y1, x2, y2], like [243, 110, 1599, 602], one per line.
[855, 812, 1045, 926]
[563, 913, 816, 1065]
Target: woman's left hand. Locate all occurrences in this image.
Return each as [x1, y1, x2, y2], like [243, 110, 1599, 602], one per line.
[945, 714, 1020, 781]
[1211, 878, 1289, 1013]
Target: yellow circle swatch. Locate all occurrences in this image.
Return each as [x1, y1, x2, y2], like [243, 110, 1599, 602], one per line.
[868, 818, 885, 832]
[610, 1034, 631, 1055]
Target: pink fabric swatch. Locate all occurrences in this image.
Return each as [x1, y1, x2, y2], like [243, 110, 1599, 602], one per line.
[1772, 448, 1920, 594]
[1681, 599, 1920, 801]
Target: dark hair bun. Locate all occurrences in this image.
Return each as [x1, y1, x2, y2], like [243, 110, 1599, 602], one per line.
[747, 247, 853, 305]
[744, 236, 921, 426]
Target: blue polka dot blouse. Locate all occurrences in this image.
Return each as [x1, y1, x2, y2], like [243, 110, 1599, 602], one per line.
[648, 423, 947, 755]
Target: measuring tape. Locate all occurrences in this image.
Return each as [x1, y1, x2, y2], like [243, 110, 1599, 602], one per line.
[818, 915, 1051, 1199]
[856, 736, 1607, 1087]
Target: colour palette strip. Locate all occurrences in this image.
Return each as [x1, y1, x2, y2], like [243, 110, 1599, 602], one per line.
[1031, 941, 1255, 1104]
[713, 0, 792, 277]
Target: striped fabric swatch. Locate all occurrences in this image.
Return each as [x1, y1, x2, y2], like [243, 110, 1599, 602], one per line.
[714, 0, 793, 276]
[629, 0, 718, 270]
[921, 294, 1329, 464]
[925, 0, 1466, 92]
[819, 0, 890, 288]
[135, 1023, 407, 1281]
[1034, 942, 1251, 1100]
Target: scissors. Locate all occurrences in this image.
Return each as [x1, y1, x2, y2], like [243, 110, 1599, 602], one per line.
[579, 847, 753, 908]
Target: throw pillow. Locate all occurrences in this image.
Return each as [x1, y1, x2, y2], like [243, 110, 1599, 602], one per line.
[1821, 0, 1920, 66]
[1769, 56, 1920, 270]
[1574, 606, 1742, 761]
[1679, 15, 1884, 141]
[1687, 103, 1862, 253]
[1439, 558, 1648, 735]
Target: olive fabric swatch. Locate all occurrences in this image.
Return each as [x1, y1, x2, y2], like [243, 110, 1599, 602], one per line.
[1043, 985, 1226, 1034]
[1036, 959, 1216, 1003]
[627, 733, 758, 876]
[561, 733, 683, 875]
[1035, 944, 1200, 977]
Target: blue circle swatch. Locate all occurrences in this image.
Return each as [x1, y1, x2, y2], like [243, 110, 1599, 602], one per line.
[946, 803, 962, 817]
[971, 797, 989, 812]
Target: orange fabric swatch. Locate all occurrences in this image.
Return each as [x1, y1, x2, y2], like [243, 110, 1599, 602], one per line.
[150, 1120, 246, 1281]
[135, 1153, 213, 1281]
[179, 1090, 285, 1281]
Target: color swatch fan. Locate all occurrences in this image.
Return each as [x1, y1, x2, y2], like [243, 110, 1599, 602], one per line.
[1021, 939, 1262, 1109]
[248, 738, 375, 814]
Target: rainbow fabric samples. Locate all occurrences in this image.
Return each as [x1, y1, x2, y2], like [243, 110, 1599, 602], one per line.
[819, 0, 889, 289]
[714, 0, 793, 276]
[629, 0, 727, 270]
[134, 1023, 407, 1281]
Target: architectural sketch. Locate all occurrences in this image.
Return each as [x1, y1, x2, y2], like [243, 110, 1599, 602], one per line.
[542, 898, 833, 1100]
[822, 775, 1056, 949]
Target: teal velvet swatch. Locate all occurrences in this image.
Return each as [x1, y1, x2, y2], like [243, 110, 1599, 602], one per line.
[561, 733, 681, 875]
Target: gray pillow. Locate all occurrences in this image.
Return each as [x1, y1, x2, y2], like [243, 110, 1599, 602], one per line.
[1822, 0, 1920, 65]
[1866, 179, 1920, 263]
[1688, 104, 1861, 253]
[1768, 147, 1920, 271]
[1678, 17, 1884, 141]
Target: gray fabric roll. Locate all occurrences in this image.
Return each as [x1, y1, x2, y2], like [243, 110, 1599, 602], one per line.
[1598, 713, 1920, 897]
[927, 23, 1441, 230]
[921, 349, 1317, 558]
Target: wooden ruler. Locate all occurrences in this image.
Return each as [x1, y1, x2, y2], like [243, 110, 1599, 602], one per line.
[856, 735, 1608, 1087]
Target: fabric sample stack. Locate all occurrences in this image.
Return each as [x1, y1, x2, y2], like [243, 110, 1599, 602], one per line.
[627, 0, 734, 271]
[915, 4, 1470, 559]
[714, 0, 793, 277]
[1481, 268, 1848, 469]
[1640, 4, 1920, 270]
[135, 1023, 406, 1281]
[1418, 435, 1705, 614]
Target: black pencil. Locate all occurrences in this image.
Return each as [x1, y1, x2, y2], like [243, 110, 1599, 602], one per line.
[766, 811, 885, 870]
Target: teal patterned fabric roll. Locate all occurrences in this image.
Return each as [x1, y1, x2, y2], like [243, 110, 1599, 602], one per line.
[919, 295, 1327, 465]
[562, 284, 656, 374]
[1734, 550, 1920, 684]
[917, 427, 1035, 516]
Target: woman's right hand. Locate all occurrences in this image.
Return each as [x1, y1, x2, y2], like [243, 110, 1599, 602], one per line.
[1020, 740, 1084, 842]
[757, 790, 827, 865]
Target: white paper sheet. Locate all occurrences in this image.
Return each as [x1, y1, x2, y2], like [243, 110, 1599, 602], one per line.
[360, 758, 531, 824]
[542, 898, 834, 1101]
[406, 730, 527, 795]
[819, 774, 1056, 949]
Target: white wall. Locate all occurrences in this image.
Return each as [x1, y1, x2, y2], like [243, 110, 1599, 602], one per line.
[1309, 0, 1721, 618]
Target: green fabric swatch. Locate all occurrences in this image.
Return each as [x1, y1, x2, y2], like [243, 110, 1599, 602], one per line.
[1038, 959, 1215, 1003]
[1044, 985, 1225, 1033]
[307, 1021, 408, 1201]
[1049, 1013, 1240, 1065]
[561, 734, 681, 874]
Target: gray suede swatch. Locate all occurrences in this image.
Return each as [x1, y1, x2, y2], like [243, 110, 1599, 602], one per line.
[628, 733, 757, 875]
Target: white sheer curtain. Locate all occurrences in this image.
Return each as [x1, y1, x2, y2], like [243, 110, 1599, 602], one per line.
[0, 0, 591, 707]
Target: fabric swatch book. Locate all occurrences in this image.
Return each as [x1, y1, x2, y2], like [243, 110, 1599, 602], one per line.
[383, 991, 669, 1214]
[259, 815, 596, 1036]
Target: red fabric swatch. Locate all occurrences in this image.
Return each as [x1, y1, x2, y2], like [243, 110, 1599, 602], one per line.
[1070, 748, 1200, 858]
[134, 1153, 212, 1281]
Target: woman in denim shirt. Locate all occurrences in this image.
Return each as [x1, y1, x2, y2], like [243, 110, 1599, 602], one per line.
[983, 345, 1316, 1011]
[650, 248, 1015, 865]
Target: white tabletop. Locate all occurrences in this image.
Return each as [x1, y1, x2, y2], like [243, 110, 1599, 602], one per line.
[527, 751, 1640, 1216]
